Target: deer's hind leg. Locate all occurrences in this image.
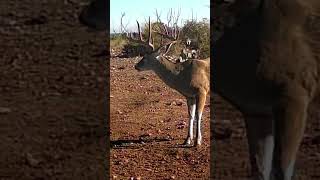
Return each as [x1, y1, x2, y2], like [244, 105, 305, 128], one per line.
[184, 97, 196, 145]
[195, 90, 207, 146]
[244, 114, 274, 180]
[272, 93, 309, 180]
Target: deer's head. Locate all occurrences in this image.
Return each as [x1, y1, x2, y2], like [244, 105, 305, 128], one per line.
[134, 44, 176, 71]
[125, 17, 180, 71]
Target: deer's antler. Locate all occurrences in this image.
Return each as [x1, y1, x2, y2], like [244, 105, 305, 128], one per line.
[123, 17, 154, 51]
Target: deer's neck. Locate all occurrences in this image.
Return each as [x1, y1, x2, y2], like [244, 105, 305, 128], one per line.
[152, 56, 182, 85]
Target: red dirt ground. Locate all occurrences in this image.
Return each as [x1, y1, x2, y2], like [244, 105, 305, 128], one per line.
[0, 1, 107, 179]
[110, 55, 210, 179]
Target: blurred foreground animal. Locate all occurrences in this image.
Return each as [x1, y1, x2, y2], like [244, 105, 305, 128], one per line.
[214, 0, 320, 179]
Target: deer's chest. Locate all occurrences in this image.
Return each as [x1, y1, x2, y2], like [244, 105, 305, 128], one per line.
[157, 74, 193, 96]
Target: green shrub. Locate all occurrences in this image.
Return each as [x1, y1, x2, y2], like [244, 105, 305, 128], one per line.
[122, 42, 148, 57]
[110, 34, 128, 50]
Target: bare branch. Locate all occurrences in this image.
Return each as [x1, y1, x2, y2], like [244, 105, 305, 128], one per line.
[174, 8, 181, 25]
[155, 9, 168, 35]
[120, 12, 126, 33]
[154, 9, 162, 23]
[191, 9, 194, 22]
[167, 8, 172, 28]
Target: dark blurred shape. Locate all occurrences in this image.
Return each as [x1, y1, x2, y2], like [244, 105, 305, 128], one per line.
[24, 15, 48, 25]
[79, 0, 107, 31]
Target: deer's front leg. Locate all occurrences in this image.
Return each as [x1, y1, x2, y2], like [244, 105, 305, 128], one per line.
[195, 92, 207, 146]
[272, 94, 308, 180]
[244, 114, 274, 180]
[184, 98, 196, 145]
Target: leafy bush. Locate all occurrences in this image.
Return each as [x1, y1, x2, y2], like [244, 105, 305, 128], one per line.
[122, 42, 148, 57]
[110, 34, 147, 57]
[110, 34, 128, 50]
[181, 18, 210, 58]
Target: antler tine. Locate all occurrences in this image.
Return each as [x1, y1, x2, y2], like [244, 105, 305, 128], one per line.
[121, 12, 153, 51]
[163, 42, 175, 56]
[147, 17, 154, 50]
[164, 25, 181, 55]
[124, 18, 155, 51]
[136, 20, 143, 41]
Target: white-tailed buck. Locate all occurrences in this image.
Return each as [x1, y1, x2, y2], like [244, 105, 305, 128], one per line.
[128, 17, 210, 146]
[214, 0, 320, 179]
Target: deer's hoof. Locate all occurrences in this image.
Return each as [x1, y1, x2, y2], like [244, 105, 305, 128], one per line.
[195, 141, 202, 146]
[183, 138, 192, 146]
[195, 138, 202, 146]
